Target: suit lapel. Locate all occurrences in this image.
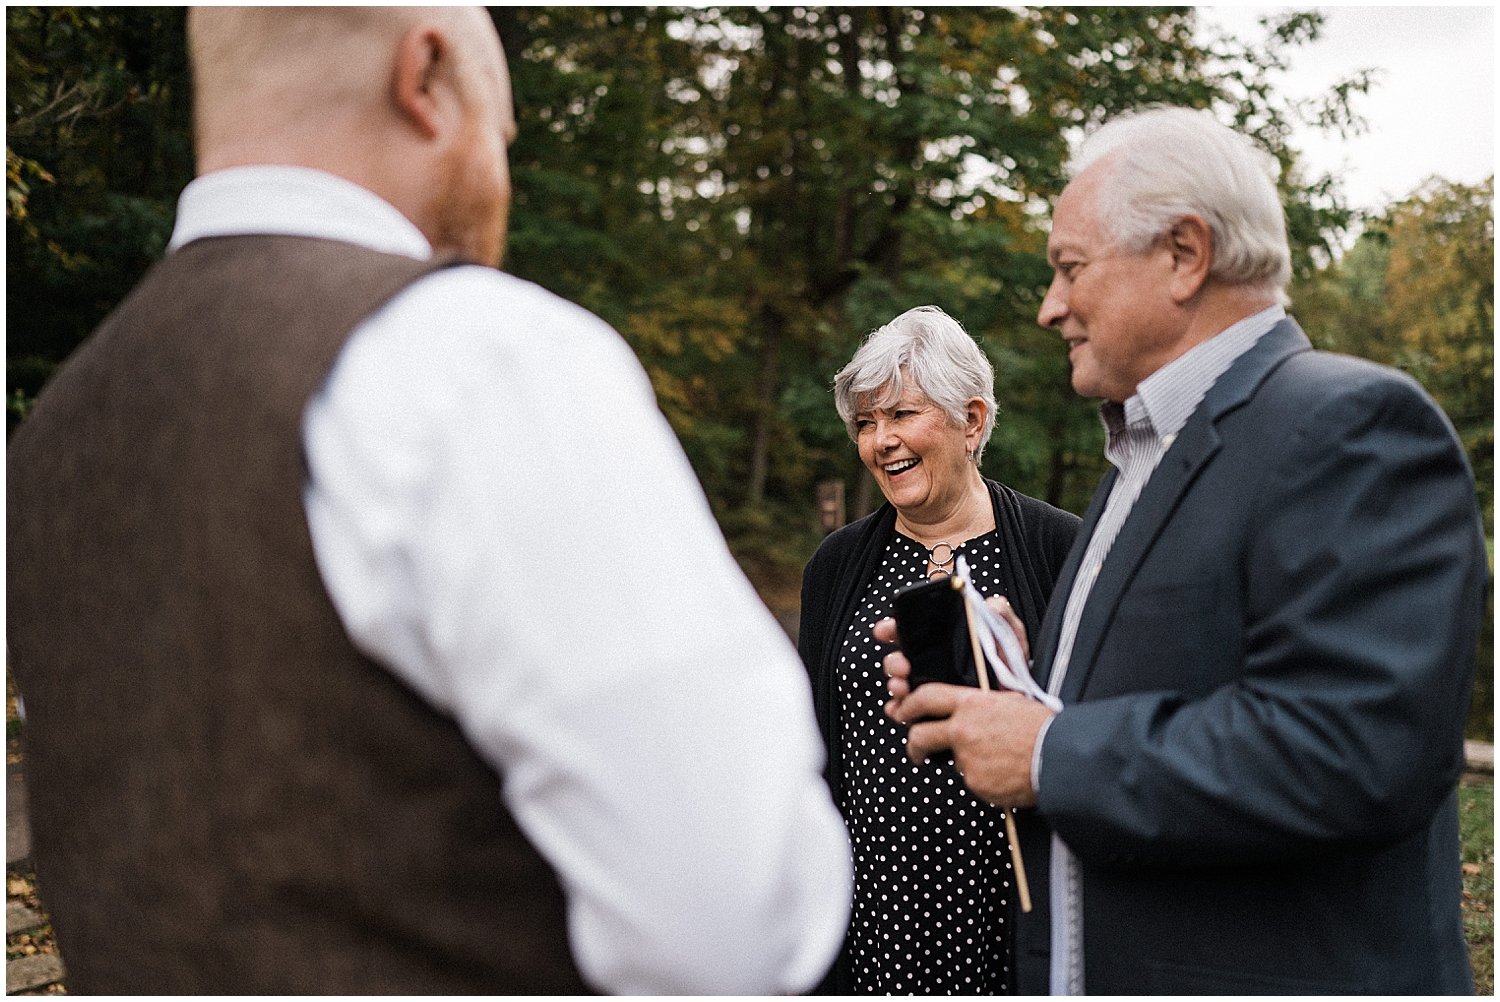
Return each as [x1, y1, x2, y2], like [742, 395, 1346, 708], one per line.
[1053, 319, 1314, 703]
[1055, 413, 1222, 702]
[1032, 467, 1114, 693]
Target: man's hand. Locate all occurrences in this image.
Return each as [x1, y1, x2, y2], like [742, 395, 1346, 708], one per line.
[875, 604, 1053, 809]
[876, 594, 1030, 701]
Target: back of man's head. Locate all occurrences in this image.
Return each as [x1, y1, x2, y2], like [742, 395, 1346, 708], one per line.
[1071, 106, 1292, 304]
[188, 8, 416, 167]
[186, 6, 514, 267]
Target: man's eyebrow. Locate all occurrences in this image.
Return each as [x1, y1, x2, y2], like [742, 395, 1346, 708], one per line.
[1046, 241, 1081, 265]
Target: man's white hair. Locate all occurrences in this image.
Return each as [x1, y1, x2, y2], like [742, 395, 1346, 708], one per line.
[1071, 106, 1293, 305]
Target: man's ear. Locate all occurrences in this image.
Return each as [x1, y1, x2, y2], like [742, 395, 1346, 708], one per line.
[1166, 214, 1213, 302]
[391, 26, 451, 140]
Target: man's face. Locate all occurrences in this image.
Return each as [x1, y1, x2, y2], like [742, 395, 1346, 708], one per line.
[435, 14, 516, 268]
[1036, 164, 1182, 403]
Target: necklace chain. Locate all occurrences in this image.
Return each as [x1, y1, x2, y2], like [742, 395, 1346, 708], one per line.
[899, 488, 990, 579]
[924, 541, 956, 578]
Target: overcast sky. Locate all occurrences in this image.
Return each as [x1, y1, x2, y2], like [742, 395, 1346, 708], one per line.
[1197, 5, 1495, 213]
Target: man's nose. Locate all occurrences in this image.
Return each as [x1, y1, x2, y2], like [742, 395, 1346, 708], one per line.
[1037, 275, 1066, 328]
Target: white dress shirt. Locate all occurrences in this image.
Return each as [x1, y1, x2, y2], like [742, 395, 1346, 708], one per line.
[167, 166, 852, 995]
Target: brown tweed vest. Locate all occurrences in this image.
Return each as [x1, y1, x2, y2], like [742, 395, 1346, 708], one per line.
[7, 236, 589, 994]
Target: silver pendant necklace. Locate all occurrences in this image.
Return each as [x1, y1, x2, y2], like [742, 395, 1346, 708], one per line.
[925, 541, 956, 578]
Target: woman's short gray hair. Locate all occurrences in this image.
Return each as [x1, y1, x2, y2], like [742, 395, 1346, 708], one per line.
[833, 305, 997, 464]
[1071, 106, 1292, 305]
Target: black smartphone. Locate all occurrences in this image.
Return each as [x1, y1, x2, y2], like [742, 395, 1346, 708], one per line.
[892, 576, 986, 689]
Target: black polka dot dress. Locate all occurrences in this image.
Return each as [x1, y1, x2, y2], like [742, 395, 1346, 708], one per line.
[838, 529, 1013, 994]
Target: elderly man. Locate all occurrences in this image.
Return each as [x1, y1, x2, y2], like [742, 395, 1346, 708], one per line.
[7, 7, 850, 994]
[885, 106, 1487, 993]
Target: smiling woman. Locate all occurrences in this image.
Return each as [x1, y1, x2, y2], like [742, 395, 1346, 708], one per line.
[795, 305, 1081, 994]
[837, 306, 998, 572]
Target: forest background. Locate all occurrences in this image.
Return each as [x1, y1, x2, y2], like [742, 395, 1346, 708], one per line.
[6, 6, 1493, 737]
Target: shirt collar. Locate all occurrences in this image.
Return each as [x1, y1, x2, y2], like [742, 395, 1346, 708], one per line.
[166, 165, 432, 260]
[1101, 304, 1285, 445]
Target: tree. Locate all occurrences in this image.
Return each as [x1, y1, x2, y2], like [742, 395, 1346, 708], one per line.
[498, 7, 1365, 588]
[1295, 176, 1493, 527]
[8, 7, 1373, 603]
[1381, 176, 1494, 526]
[6, 7, 192, 433]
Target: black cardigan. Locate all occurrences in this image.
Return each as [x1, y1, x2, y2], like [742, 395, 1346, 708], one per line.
[797, 477, 1081, 804]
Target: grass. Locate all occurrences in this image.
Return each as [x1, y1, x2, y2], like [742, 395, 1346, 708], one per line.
[1460, 777, 1494, 994]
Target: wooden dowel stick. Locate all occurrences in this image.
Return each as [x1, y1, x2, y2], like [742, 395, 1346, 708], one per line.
[1004, 810, 1032, 913]
[963, 588, 1033, 913]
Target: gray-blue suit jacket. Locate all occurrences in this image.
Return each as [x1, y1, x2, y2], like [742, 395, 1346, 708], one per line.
[1014, 318, 1488, 994]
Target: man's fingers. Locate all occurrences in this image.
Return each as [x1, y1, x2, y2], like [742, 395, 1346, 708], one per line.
[986, 594, 1030, 662]
[886, 681, 965, 724]
[903, 718, 953, 764]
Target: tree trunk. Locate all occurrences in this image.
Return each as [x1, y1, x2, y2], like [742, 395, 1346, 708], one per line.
[746, 309, 783, 506]
[1045, 429, 1070, 511]
[851, 457, 877, 520]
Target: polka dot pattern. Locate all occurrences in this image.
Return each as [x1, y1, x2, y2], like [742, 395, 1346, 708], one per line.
[837, 529, 1013, 994]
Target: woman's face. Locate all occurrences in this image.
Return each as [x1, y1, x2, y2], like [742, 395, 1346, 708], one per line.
[854, 387, 978, 522]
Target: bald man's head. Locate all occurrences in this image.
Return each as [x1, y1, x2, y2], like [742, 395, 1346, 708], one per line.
[187, 6, 515, 266]
[189, 8, 408, 153]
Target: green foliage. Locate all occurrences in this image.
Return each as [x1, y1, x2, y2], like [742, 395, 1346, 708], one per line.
[1290, 178, 1492, 531]
[1460, 780, 1494, 995]
[495, 6, 1366, 596]
[6, 6, 192, 434]
[1382, 177, 1494, 528]
[12, 6, 1446, 613]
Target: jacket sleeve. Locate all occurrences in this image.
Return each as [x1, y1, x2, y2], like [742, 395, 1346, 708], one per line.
[1037, 371, 1488, 867]
[797, 550, 828, 680]
[799, 527, 858, 746]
